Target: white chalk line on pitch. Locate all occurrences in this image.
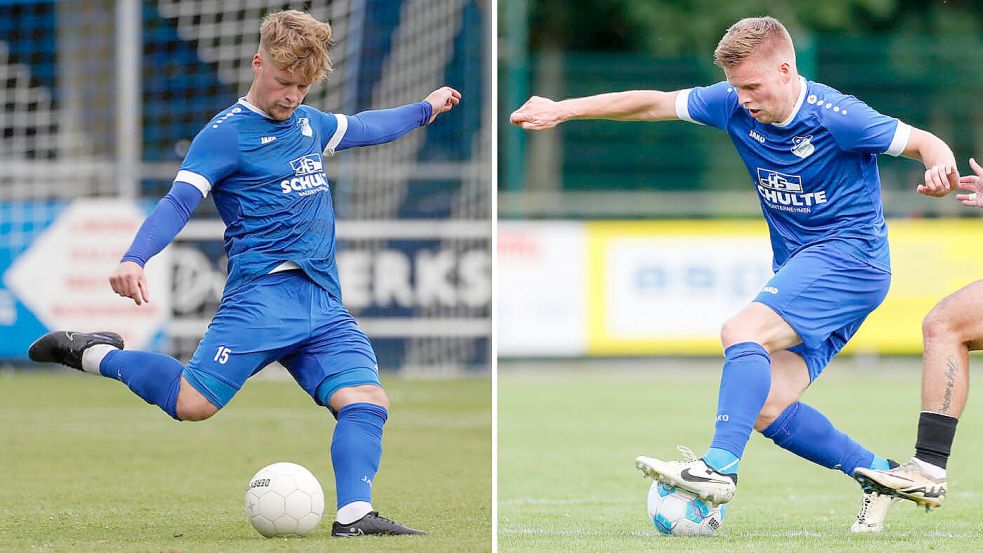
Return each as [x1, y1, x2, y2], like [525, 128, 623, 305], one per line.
[501, 493, 859, 506]
[500, 497, 622, 505]
[500, 528, 983, 539]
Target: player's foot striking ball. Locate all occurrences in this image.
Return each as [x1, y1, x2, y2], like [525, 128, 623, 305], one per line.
[28, 331, 124, 371]
[635, 448, 737, 505]
[331, 512, 427, 536]
[854, 460, 948, 509]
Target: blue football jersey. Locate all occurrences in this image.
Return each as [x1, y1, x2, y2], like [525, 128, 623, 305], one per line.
[174, 98, 353, 297]
[676, 76, 910, 272]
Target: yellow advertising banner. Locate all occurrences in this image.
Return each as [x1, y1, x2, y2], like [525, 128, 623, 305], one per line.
[585, 219, 983, 356]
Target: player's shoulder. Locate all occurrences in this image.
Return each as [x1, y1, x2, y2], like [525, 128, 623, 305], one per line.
[803, 80, 871, 126]
[295, 105, 340, 132]
[192, 102, 249, 144]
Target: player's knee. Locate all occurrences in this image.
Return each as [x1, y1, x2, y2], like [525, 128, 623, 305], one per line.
[720, 316, 752, 348]
[175, 390, 219, 421]
[330, 384, 389, 411]
[922, 308, 956, 345]
[754, 401, 786, 432]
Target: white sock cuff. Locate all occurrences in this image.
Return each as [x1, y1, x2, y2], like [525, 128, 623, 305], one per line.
[80, 343, 118, 374]
[335, 501, 372, 525]
[911, 457, 946, 479]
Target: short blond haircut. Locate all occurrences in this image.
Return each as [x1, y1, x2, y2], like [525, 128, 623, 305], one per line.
[259, 10, 333, 82]
[713, 17, 795, 69]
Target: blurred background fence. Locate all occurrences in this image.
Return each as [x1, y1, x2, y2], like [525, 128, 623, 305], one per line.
[0, 0, 491, 374]
[497, 0, 983, 359]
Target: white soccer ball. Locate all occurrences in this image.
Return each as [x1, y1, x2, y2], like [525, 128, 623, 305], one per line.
[245, 462, 325, 537]
[646, 481, 726, 536]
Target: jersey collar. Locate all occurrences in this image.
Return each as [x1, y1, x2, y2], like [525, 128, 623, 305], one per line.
[237, 97, 271, 118]
[770, 76, 807, 129]
[237, 97, 296, 124]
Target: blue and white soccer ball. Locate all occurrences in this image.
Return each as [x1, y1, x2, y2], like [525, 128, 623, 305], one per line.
[646, 481, 726, 536]
[245, 462, 325, 537]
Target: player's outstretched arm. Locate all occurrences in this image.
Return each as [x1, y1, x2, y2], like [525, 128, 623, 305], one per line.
[509, 90, 681, 130]
[902, 127, 959, 197]
[956, 157, 983, 208]
[109, 181, 203, 305]
[334, 86, 461, 151]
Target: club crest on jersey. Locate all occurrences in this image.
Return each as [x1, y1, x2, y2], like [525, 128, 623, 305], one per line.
[298, 117, 313, 137]
[281, 153, 328, 195]
[791, 135, 815, 159]
[756, 168, 827, 212]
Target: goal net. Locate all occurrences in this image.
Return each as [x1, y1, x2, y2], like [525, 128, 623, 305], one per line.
[0, 0, 490, 374]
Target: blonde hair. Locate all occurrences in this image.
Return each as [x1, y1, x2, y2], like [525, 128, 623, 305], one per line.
[259, 10, 333, 82]
[713, 16, 795, 69]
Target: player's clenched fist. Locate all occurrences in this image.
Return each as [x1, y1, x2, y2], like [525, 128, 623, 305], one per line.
[424, 86, 462, 124]
[916, 162, 959, 198]
[510, 96, 569, 130]
[109, 261, 150, 305]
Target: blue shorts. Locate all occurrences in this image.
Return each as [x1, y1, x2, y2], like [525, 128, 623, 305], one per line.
[183, 270, 380, 411]
[753, 243, 891, 381]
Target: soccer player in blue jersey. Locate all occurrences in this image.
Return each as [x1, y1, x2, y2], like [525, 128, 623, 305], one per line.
[29, 10, 461, 537]
[511, 16, 958, 532]
[854, 157, 983, 511]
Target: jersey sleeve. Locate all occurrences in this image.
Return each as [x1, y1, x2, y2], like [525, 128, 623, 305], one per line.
[121, 181, 202, 266]
[309, 109, 344, 156]
[822, 95, 911, 157]
[174, 120, 239, 197]
[675, 81, 737, 129]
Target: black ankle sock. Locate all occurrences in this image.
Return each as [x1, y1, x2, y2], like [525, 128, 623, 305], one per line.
[914, 411, 958, 469]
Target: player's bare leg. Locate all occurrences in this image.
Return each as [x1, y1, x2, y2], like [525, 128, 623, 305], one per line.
[855, 281, 983, 509]
[174, 378, 219, 421]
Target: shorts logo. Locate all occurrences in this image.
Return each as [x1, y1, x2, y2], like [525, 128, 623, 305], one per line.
[756, 168, 827, 212]
[791, 135, 815, 158]
[761, 286, 778, 295]
[281, 153, 328, 195]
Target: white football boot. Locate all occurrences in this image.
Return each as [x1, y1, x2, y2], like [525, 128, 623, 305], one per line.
[850, 490, 899, 533]
[635, 446, 737, 505]
[854, 459, 947, 510]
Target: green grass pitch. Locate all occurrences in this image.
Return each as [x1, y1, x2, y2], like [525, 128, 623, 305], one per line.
[499, 361, 983, 552]
[0, 371, 491, 552]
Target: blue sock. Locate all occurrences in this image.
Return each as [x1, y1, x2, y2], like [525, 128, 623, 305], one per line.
[761, 402, 875, 476]
[99, 350, 183, 420]
[332, 403, 387, 508]
[703, 447, 741, 475]
[868, 454, 891, 471]
[707, 342, 771, 471]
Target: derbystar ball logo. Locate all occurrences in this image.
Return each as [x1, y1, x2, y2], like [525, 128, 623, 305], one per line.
[280, 153, 328, 195]
[755, 168, 827, 212]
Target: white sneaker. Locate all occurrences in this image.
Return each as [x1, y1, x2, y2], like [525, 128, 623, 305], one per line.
[850, 490, 899, 533]
[854, 460, 947, 510]
[634, 446, 737, 505]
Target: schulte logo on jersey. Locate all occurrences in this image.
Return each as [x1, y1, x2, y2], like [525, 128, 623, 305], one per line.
[756, 168, 827, 212]
[280, 153, 328, 196]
